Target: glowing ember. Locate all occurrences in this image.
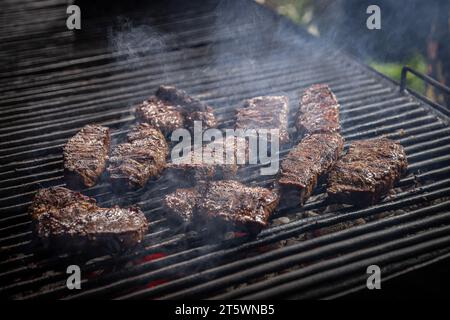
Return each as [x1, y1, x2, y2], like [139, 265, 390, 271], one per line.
[135, 252, 167, 265]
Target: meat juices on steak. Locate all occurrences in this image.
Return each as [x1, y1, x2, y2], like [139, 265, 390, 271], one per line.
[167, 136, 247, 181]
[198, 180, 279, 234]
[156, 85, 217, 130]
[279, 133, 344, 205]
[327, 138, 408, 206]
[29, 187, 148, 251]
[296, 84, 340, 138]
[235, 95, 290, 145]
[63, 124, 110, 188]
[108, 123, 168, 190]
[135, 96, 185, 136]
[136, 85, 217, 136]
[163, 181, 279, 234]
[163, 187, 202, 224]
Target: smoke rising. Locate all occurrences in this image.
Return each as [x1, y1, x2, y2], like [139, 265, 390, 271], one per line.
[107, 16, 172, 80]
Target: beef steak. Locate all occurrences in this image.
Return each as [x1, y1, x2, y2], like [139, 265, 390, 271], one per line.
[279, 133, 344, 205]
[164, 180, 279, 234]
[63, 124, 110, 188]
[327, 138, 408, 206]
[108, 123, 169, 190]
[296, 84, 340, 138]
[167, 136, 247, 181]
[156, 85, 217, 130]
[236, 95, 290, 145]
[29, 187, 148, 251]
[136, 96, 185, 136]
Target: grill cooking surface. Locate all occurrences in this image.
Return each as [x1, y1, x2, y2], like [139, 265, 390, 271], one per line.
[1, 0, 450, 299]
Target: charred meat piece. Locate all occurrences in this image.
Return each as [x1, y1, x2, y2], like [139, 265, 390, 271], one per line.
[163, 181, 279, 234]
[327, 138, 408, 206]
[236, 96, 290, 145]
[279, 133, 344, 205]
[156, 85, 217, 130]
[185, 109, 217, 130]
[167, 136, 247, 181]
[108, 123, 169, 190]
[29, 187, 148, 251]
[136, 85, 217, 136]
[163, 187, 201, 224]
[135, 96, 185, 135]
[63, 125, 110, 188]
[156, 85, 207, 112]
[198, 180, 279, 234]
[296, 84, 340, 138]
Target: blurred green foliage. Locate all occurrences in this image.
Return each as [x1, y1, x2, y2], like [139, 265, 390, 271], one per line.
[266, 0, 310, 24]
[263, 0, 429, 94]
[369, 54, 427, 94]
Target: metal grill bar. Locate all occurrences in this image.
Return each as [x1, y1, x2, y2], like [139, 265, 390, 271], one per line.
[3, 178, 449, 298]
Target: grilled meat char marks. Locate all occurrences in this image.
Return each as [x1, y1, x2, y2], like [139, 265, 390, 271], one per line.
[167, 136, 247, 181]
[327, 138, 408, 206]
[137, 85, 217, 135]
[279, 133, 344, 205]
[156, 85, 217, 130]
[199, 180, 279, 234]
[163, 187, 202, 224]
[63, 125, 110, 188]
[296, 84, 340, 138]
[108, 123, 168, 190]
[29, 187, 148, 251]
[135, 96, 185, 136]
[164, 181, 279, 234]
[236, 95, 290, 145]
[156, 85, 207, 112]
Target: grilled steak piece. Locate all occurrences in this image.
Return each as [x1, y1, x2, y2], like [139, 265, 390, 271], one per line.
[296, 84, 340, 138]
[135, 96, 185, 135]
[156, 85, 207, 112]
[279, 133, 344, 205]
[29, 187, 148, 251]
[108, 123, 169, 190]
[63, 125, 110, 188]
[163, 187, 201, 224]
[156, 85, 217, 130]
[198, 180, 279, 234]
[163, 181, 279, 234]
[185, 109, 217, 131]
[236, 95, 290, 145]
[327, 138, 408, 206]
[167, 136, 246, 181]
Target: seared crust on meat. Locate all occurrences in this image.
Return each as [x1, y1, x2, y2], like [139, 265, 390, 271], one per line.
[156, 85, 208, 113]
[163, 187, 201, 224]
[29, 187, 148, 251]
[185, 109, 217, 130]
[163, 181, 279, 234]
[236, 95, 290, 145]
[63, 125, 110, 188]
[156, 85, 217, 130]
[279, 133, 344, 205]
[136, 96, 185, 135]
[327, 138, 408, 206]
[167, 136, 247, 181]
[296, 84, 340, 138]
[108, 123, 169, 190]
[198, 180, 279, 234]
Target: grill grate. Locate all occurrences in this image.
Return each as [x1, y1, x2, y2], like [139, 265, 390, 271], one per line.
[1, 0, 450, 299]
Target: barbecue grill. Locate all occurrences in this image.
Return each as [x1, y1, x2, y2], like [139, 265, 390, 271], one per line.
[1, 0, 450, 300]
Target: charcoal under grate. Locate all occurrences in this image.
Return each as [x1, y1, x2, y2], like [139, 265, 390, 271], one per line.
[1, 0, 450, 300]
